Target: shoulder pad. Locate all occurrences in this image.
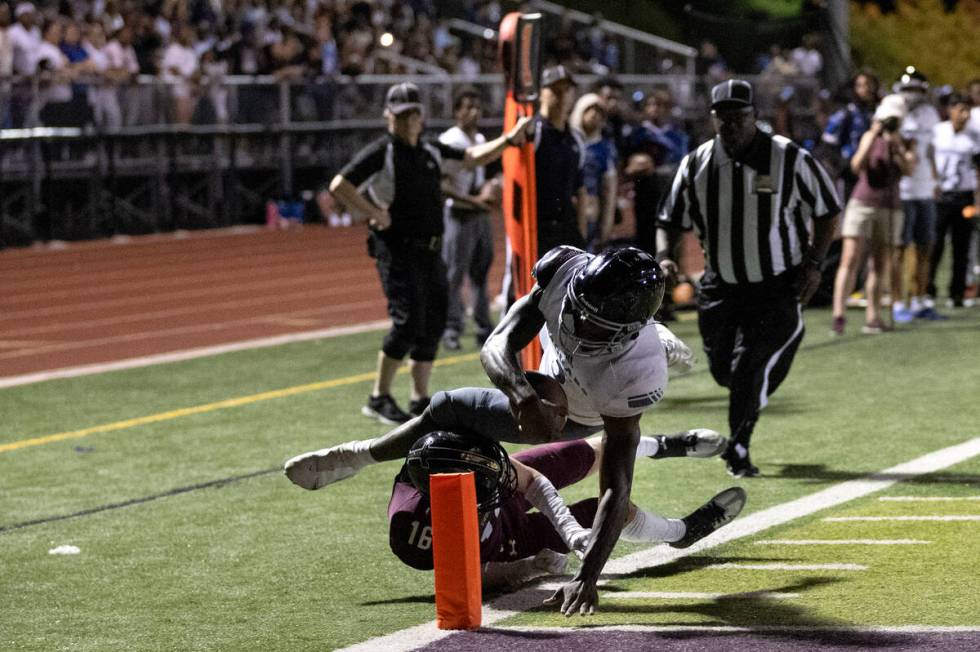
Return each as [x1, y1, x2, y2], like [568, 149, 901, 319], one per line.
[532, 246, 585, 289]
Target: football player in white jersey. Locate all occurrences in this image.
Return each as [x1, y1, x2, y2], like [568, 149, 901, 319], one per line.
[284, 246, 744, 616]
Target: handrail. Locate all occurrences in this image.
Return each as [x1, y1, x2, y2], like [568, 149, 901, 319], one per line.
[527, 0, 697, 59]
[445, 18, 498, 42]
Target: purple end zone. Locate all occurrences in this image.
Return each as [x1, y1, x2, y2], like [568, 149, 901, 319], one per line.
[418, 629, 980, 652]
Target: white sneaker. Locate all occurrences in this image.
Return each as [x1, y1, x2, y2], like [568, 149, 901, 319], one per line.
[532, 549, 569, 575]
[652, 429, 727, 459]
[655, 323, 696, 374]
[283, 441, 372, 490]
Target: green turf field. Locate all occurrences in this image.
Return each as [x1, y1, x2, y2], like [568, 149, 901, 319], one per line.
[1, 306, 978, 651]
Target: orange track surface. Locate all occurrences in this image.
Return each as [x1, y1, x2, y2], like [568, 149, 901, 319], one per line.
[0, 225, 507, 379]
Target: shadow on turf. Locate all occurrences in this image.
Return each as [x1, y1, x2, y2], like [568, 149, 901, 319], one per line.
[770, 464, 980, 486]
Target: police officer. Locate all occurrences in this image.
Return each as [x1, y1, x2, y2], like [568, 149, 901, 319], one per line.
[658, 80, 841, 477]
[329, 82, 531, 424]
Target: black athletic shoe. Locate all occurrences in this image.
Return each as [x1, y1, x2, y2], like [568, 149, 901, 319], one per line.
[722, 446, 760, 478]
[651, 429, 727, 459]
[408, 397, 431, 417]
[669, 487, 747, 549]
[361, 394, 411, 425]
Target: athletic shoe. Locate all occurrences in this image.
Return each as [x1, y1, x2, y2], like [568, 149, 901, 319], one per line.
[361, 394, 411, 425]
[442, 334, 461, 351]
[861, 319, 892, 335]
[946, 297, 965, 309]
[532, 549, 569, 575]
[830, 316, 845, 337]
[283, 441, 372, 490]
[651, 429, 727, 459]
[892, 305, 914, 323]
[408, 397, 430, 417]
[914, 307, 948, 321]
[722, 445, 760, 478]
[669, 487, 747, 549]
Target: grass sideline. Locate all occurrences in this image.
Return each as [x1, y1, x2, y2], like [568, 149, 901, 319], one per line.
[1, 306, 979, 650]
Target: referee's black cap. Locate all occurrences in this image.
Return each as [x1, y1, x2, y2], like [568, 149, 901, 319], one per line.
[385, 82, 424, 115]
[710, 79, 754, 110]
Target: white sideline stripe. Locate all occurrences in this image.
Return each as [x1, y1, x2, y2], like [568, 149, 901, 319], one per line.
[708, 562, 868, 571]
[880, 496, 980, 501]
[824, 516, 980, 522]
[337, 437, 980, 652]
[604, 591, 799, 600]
[0, 320, 391, 389]
[498, 625, 980, 634]
[755, 539, 931, 545]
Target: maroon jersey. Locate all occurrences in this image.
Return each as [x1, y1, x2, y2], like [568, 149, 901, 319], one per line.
[388, 439, 598, 570]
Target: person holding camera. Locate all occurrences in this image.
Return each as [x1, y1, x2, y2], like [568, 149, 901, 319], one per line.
[830, 94, 918, 335]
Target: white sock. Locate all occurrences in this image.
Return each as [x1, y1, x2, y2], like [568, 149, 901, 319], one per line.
[620, 508, 686, 543]
[346, 439, 377, 465]
[893, 300, 906, 311]
[634, 435, 660, 459]
[910, 296, 923, 312]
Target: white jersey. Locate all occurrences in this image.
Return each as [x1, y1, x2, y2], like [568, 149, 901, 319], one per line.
[536, 253, 669, 427]
[439, 126, 485, 210]
[899, 103, 941, 200]
[933, 121, 980, 193]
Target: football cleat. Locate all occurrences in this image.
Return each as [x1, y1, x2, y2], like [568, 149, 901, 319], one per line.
[669, 487, 747, 549]
[532, 548, 569, 575]
[283, 441, 372, 490]
[651, 429, 727, 459]
[722, 444, 760, 478]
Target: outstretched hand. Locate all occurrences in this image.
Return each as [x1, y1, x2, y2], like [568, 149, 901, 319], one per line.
[544, 578, 599, 616]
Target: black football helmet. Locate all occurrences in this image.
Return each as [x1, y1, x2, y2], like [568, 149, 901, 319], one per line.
[405, 431, 517, 512]
[558, 246, 666, 357]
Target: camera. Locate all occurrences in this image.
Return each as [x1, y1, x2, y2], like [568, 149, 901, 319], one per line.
[882, 117, 901, 132]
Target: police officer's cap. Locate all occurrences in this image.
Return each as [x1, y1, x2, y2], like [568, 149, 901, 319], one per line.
[541, 65, 577, 89]
[385, 82, 424, 115]
[710, 79, 754, 110]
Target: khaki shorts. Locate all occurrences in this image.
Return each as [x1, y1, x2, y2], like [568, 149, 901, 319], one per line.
[842, 198, 904, 245]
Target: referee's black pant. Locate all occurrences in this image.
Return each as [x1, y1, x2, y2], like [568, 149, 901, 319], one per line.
[697, 268, 805, 450]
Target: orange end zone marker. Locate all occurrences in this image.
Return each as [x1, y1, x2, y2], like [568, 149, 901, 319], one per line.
[429, 472, 482, 629]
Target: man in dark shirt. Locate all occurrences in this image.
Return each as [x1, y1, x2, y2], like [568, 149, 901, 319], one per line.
[329, 82, 530, 424]
[533, 65, 588, 256]
[658, 80, 841, 478]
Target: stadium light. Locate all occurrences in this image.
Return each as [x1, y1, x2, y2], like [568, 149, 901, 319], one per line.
[379, 32, 394, 47]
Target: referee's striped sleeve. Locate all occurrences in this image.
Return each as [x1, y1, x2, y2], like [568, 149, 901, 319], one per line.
[658, 152, 693, 229]
[795, 151, 841, 220]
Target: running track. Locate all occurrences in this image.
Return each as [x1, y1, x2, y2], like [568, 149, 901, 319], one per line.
[0, 225, 505, 379]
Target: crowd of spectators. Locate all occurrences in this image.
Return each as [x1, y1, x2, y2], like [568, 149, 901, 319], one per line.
[0, 0, 514, 128]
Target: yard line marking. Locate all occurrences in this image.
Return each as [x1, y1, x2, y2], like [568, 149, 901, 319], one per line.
[603, 591, 800, 600]
[0, 352, 480, 454]
[0, 320, 391, 389]
[824, 516, 980, 522]
[497, 625, 980, 634]
[879, 496, 980, 501]
[708, 562, 868, 571]
[336, 437, 980, 652]
[755, 539, 931, 545]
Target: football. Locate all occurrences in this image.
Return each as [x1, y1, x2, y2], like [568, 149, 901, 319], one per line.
[524, 370, 569, 434]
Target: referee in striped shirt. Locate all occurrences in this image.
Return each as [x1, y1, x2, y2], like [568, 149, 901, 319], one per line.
[657, 80, 841, 477]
